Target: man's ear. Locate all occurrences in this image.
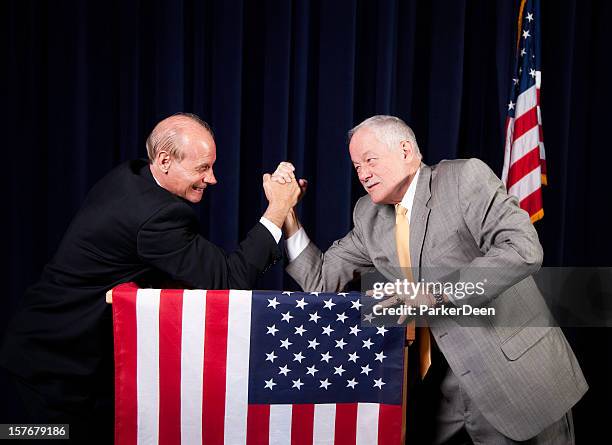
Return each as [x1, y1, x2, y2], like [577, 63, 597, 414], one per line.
[400, 140, 414, 160]
[157, 150, 172, 174]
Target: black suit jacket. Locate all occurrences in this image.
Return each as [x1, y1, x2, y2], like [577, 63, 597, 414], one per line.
[1, 159, 281, 408]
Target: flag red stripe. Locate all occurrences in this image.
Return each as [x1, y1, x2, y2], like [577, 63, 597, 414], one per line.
[247, 404, 270, 445]
[506, 147, 540, 189]
[158, 290, 184, 445]
[202, 290, 230, 444]
[520, 188, 543, 218]
[378, 404, 403, 445]
[512, 106, 538, 142]
[291, 404, 314, 445]
[113, 283, 139, 445]
[334, 403, 357, 445]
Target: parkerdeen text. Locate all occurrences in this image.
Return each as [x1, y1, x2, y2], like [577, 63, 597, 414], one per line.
[373, 304, 495, 317]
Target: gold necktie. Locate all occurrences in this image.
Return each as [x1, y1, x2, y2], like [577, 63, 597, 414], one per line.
[395, 204, 431, 379]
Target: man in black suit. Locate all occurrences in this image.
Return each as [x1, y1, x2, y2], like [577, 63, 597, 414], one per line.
[0, 113, 299, 443]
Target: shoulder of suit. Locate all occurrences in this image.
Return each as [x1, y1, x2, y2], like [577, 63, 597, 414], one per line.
[93, 159, 192, 219]
[97, 159, 148, 184]
[354, 194, 373, 214]
[352, 194, 389, 223]
[140, 199, 196, 230]
[430, 158, 491, 178]
[431, 158, 467, 173]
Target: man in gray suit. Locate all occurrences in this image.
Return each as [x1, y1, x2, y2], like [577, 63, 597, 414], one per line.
[272, 115, 587, 444]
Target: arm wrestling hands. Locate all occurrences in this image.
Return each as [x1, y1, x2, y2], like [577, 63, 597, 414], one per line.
[262, 167, 302, 229]
[269, 162, 308, 237]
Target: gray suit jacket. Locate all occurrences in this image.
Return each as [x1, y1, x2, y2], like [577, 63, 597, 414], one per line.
[287, 158, 587, 441]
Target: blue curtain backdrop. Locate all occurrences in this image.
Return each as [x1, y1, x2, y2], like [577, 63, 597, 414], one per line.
[2, 0, 611, 440]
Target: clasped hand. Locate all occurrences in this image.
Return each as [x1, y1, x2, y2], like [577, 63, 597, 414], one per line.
[262, 172, 300, 209]
[269, 162, 308, 200]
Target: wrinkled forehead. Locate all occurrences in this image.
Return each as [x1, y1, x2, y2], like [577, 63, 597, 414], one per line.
[349, 129, 387, 161]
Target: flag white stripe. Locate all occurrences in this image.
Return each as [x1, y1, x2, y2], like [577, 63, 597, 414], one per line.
[515, 84, 537, 118]
[502, 118, 514, 184]
[136, 289, 161, 445]
[356, 403, 379, 445]
[536, 105, 543, 126]
[508, 166, 541, 199]
[536, 73, 547, 166]
[269, 404, 293, 445]
[224, 290, 253, 444]
[313, 404, 336, 445]
[537, 106, 547, 160]
[510, 126, 540, 165]
[180, 290, 207, 445]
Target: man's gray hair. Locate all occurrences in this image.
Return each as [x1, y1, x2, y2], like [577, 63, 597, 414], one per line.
[146, 112, 214, 162]
[347, 115, 421, 158]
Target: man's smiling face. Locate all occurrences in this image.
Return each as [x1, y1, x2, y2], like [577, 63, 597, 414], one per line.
[349, 127, 414, 205]
[165, 128, 217, 203]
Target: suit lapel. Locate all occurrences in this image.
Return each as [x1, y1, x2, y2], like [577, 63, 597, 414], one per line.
[377, 205, 401, 279]
[410, 164, 432, 276]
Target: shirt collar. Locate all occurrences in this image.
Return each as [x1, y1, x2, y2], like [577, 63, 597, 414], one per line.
[398, 167, 421, 221]
[149, 165, 163, 187]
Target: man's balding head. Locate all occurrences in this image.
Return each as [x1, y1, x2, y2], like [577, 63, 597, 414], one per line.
[146, 113, 214, 163]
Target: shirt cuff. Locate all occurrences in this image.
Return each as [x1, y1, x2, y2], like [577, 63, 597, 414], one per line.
[286, 227, 310, 262]
[259, 217, 282, 244]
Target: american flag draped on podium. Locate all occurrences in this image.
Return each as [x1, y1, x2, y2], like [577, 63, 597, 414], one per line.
[502, 0, 547, 223]
[111, 283, 404, 444]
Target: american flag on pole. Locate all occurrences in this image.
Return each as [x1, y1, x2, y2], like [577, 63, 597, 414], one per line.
[502, 0, 547, 223]
[112, 283, 404, 444]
